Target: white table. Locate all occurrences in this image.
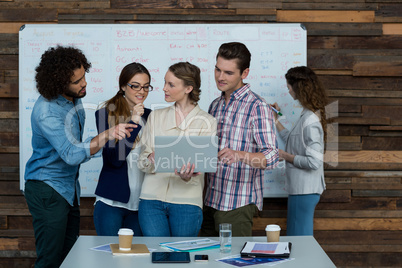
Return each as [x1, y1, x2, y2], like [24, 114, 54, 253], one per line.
[61, 236, 336, 268]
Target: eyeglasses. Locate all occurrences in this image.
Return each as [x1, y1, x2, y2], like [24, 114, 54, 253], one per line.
[126, 83, 153, 92]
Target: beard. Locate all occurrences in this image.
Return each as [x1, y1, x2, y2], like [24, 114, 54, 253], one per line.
[64, 87, 86, 99]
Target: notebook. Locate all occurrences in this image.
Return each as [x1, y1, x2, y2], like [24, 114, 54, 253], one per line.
[240, 242, 292, 258]
[154, 135, 218, 173]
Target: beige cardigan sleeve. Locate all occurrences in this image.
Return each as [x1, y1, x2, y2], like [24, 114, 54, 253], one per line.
[137, 110, 155, 174]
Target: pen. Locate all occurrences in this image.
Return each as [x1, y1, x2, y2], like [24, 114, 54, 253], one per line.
[271, 106, 283, 116]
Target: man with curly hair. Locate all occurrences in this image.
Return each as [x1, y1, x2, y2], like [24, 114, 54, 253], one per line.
[24, 46, 136, 268]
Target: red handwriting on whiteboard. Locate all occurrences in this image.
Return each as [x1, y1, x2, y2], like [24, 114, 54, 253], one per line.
[172, 57, 184, 61]
[148, 67, 160, 74]
[186, 29, 197, 36]
[90, 77, 102, 83]
[28, 42, 41, 46]
[213, 29, 229, 36]
[27, 42, 42, 54]
[115, 56, 127, 63]
[170, 31, 184, 38]
[261, 30, 279, 41]
[197, 58, 208, 63]
[261, 75, 277, 79]
[116, 45, 142, 52]
[116, 30, 136, 38]
[292, 28, 302, 40]
[131, 56, 149, 63]
[170, 43, 182, 49]
[92, 87, 104, 93]
[137, 29, 167, 37]
[89, 41, 103, 53]
[90, 68, 103, 73]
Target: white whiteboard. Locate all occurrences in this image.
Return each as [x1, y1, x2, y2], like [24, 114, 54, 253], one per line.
[19, 24, 306, 197]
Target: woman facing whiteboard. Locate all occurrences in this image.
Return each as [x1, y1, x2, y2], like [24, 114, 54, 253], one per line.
[93, 62, 152, 236]
[272, 66, 328, 236]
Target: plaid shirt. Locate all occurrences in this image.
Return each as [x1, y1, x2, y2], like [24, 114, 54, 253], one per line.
[204, 84, 279, 211]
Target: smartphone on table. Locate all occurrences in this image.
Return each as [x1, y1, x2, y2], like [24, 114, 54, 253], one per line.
[194, 254, 209, 262]
[151, 252, 191, 263]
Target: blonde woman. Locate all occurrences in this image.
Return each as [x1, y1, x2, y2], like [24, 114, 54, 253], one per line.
[138, 62, 217, 237]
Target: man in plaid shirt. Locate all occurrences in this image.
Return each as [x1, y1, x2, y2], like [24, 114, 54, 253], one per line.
[201, 42, 279, 237]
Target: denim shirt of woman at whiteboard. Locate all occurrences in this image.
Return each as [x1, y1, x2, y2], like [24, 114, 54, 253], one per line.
[278, 108, 326, 195]
[24, 95, 98, 206]
[94, 107, 151, 203]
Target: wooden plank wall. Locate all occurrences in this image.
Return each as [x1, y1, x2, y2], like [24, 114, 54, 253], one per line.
[0, 0, 401, 267]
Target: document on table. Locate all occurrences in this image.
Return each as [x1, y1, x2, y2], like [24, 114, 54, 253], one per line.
[217, 254, 294, 267]
[240, 242, 291, 258]
[90, 244, 112, 253]
[159, 238, 219, 252]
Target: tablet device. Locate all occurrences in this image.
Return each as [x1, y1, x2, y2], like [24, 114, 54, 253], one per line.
[194, 254, 209, 262]
[151, 252, 191, 263]
[154, 136, 218, 173]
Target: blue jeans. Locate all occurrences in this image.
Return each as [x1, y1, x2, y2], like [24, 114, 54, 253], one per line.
[138, 199, 202, 237]
[287, 194, 320, 236]
[93, 201, 142, 236]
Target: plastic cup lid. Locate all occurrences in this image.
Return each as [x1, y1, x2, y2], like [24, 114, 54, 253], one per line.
[118, 228, 134, 235]
[265, 224, 281, 231]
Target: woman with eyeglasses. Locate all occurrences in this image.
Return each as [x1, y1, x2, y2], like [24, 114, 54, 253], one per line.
[93, 62, 153, 236]
[137, 62, 217, 237]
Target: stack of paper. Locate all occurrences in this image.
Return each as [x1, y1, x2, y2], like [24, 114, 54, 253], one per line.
[159, 238, 220, 252]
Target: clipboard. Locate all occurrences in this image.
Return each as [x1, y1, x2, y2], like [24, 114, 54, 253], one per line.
[240, 242, 292, 258]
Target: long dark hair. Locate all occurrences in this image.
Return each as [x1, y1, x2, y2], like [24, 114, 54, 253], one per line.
[103, 62, 151, 127]
[285, 66, 329, 142]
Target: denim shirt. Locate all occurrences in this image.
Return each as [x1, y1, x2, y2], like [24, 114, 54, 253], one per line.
[24, 95, 99, 206]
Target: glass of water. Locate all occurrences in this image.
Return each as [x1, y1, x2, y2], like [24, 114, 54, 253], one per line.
[219, 223, 232, 253]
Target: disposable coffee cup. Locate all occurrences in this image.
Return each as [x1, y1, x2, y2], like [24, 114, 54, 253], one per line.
[118, 228, 134, 251]
[265, 224, 281, 242]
